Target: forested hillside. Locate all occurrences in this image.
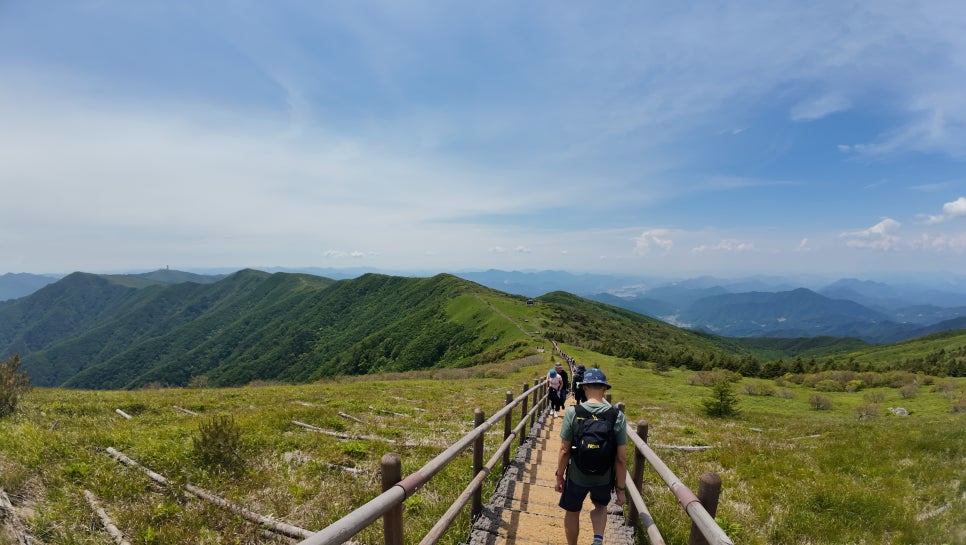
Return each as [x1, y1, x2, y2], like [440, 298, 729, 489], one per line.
[4, 269, 966, 390]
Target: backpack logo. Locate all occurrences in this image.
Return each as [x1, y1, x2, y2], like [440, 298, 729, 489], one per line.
[572, 405, 617, 475]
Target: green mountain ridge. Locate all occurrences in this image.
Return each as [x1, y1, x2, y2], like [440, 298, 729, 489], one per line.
[4, 269, 966, 390]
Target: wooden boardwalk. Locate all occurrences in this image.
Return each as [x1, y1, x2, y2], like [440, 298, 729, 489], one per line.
[468, 399, 634, 545]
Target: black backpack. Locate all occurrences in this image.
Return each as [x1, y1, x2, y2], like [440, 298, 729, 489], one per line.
[571, 405, 618, 475]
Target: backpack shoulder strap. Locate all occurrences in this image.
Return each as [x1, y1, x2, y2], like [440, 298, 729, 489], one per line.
[572, 404, 590, 442]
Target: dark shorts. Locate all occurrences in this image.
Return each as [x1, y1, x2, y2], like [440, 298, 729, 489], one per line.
[558, 478, 611, 512]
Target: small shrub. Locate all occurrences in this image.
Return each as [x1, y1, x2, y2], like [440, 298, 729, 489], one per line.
[341, 441, 368, 460]
[844, 379, 865, 392]
[703, 381, 740, 418]
[62, 462, 91, 482]
[898, 384, 918, 399]
[741, 382, 776, 396]
[809, 394, 833, 410]
[0, 354, 31, 418]
[193, 414, 243, 470]
[682, 426, 697, 436]
[815, 379, 843, 392]
[934, 380, 957, 393]
[854, 403, 881, 420]
[777, 388, 796, 399]
[863, 391, 885, 403]
[951, 396, 966, 414]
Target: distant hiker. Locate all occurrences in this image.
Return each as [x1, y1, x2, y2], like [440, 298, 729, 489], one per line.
[572, 364, 587, 404]
[547, 369, 564, 416]
[554, 368, 627, 545]
[555, 361, 570, 400]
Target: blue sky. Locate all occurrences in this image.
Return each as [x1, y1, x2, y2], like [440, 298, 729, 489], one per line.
[2, 1, 965, 280]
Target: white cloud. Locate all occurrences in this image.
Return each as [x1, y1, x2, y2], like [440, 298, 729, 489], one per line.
[910, 233, 966, 253]
[515, 246, 532, 254]
[796, 238, 812, 252]
[633, 229, 674, 255]
[840, 218, 902, 250]
[691, 239, 754, 253]
[790, 93, 851, 121]
[923, 197, 966, 224]
[489, 246, 506, 254]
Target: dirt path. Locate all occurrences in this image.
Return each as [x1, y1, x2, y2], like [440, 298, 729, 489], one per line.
[474, 295, 533, 336]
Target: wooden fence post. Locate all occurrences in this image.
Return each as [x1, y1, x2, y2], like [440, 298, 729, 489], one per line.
[503, 391, 513, 472]
[472, 408, 485, 517]
[532, 378, 539, 414]
[520, 383, 529, 449]
[687, 473, 722, 545]
[629, 421, 648, 526]
[381, 453, 403, 545]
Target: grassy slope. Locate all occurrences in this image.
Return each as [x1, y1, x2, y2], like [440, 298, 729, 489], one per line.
[2, 350, 963, 545]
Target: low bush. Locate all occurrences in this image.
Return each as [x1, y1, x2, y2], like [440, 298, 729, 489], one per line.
[898, 384, 919, 399]
[854, 403, 882, 420]
[815, 379, 843, 392]
[863, 391, 885, 403]
[192, 414, 244, 470]
[741, 382, 776, 396]
[809, 394, 833, 410]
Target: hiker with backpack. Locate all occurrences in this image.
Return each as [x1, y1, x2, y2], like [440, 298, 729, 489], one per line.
[572, 364, 587, 404]
[554, 368, 627, 545]
[547, 369, 565, 416]
[554, 361, 570, 401]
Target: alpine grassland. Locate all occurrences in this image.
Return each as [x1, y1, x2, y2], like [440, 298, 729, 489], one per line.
[2, 346, 964, 545]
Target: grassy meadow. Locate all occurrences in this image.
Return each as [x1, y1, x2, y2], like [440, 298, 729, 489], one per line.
[2, 347, 965, 545]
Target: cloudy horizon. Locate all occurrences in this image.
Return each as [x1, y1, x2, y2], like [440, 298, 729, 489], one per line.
[2, 2, 965, 279]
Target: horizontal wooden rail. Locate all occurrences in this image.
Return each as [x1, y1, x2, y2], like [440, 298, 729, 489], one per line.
[622, 470, 665, 545]
[626, 429, 733, 545]
[419, 396, 546, 545]
[296, 380, 548, 545]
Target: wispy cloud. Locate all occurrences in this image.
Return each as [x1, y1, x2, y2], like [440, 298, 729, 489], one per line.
[910, 233, 966, 252]
[789, 93, 851, 121]
[691, 239, 754, 253]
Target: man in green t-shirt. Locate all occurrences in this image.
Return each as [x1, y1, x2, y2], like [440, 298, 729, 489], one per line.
[554, 368, 627, 545]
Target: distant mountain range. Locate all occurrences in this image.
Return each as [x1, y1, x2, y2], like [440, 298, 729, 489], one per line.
[4, 268, 966, 344]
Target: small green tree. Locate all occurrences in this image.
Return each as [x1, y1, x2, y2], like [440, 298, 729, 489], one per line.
[703, 380, 740, 418]
[0, 354, 31, 418]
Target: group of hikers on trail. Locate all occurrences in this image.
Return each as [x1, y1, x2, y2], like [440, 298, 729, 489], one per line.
[546, 360, 627, 545]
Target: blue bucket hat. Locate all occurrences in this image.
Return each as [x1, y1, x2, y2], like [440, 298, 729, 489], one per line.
[549, 369, 558, 378]
[581, 368, 610, 389]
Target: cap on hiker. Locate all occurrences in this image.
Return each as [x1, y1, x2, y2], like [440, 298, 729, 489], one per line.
[554, 362, 562, 369]
[549, 369, 558, 378]
[576, 364, 585, 372]
[581, 368, 610, 389]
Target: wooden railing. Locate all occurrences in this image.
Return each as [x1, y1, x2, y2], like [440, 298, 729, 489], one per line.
[295, 378, 550, 545]
[296, 372, 734, 545]
[624, 420, 733, 545]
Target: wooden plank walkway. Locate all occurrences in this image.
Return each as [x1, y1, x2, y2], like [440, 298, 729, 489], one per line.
[468, 400, 634, 545]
